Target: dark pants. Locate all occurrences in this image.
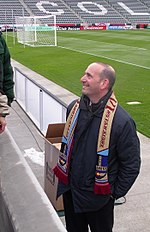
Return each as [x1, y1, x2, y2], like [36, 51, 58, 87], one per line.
[63, 190, 114, 232]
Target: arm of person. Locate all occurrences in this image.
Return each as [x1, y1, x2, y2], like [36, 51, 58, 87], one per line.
[0, 93, 9, 133]
[113, 118, 141, 199]
[0, 116, 7, 133]
[1, 34, 14, 105]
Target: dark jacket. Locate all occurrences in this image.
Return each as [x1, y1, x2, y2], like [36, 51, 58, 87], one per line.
[0, 32, 14, 105]
[58, 91, 141, 213]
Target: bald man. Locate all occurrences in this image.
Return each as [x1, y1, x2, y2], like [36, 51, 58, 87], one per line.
[54, 62, 141, 232]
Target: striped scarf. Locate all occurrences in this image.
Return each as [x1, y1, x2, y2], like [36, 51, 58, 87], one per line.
[53, 92, 118, 195]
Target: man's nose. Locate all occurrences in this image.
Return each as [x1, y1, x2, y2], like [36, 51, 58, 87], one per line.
[80, 75, 86, 82]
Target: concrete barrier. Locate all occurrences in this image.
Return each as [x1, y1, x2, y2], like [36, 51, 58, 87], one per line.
[0, 129, 67, 232]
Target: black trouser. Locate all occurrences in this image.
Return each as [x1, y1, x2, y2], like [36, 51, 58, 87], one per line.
[63, 190, 114, 232]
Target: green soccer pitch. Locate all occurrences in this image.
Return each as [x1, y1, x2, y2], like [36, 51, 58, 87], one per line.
[6, 29, 150, 137]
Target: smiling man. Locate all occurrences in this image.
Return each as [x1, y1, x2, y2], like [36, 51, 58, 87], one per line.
[54, 62, 141, 232]
[81, 62, 115, 103]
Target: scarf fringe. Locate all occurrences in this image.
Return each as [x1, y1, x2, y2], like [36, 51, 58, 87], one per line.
[94, 183, 111, 195]
[53, 166, 69, 185]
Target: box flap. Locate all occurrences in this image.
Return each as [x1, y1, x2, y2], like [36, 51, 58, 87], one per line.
[46, 123, 65, 139]
[47, 137, 62, 144]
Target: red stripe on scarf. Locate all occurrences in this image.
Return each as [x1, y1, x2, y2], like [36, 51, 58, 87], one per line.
[94, 182, 111, 195]
[53, 139, 75, 185]
[53, 165, 69, 185]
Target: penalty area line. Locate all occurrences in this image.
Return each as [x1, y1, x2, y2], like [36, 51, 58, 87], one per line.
[58, 46, 150, 70]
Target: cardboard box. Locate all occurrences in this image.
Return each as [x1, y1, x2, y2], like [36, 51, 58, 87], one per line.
[44, 123, 65, 211]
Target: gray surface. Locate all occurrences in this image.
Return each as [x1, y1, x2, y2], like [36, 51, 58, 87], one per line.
[7, 101, 45, 188]
[0, 128, 67, 232]
[6, 101, 150, 232]
[0, 192, 15, 232]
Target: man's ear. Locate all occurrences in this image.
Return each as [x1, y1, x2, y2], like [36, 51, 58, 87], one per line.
[100, 79, 109, 90]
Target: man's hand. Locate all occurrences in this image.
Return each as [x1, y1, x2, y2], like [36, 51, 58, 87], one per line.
[0, 116, 6, 133]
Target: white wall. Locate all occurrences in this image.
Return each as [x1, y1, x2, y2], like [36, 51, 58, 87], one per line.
[12, 60, 78, 135]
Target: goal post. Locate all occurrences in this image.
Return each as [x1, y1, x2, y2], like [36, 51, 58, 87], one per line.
[15, 15, 57, 47]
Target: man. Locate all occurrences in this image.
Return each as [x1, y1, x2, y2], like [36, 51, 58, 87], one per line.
[0, 92, 9, 133]
[0, 31, 14, 106]
[54, 62, 141, 232]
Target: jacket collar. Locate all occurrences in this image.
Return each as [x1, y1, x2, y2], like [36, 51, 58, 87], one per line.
[79, 90, 113, 117]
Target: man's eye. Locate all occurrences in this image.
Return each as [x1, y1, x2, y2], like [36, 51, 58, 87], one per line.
[87, 73, 92, 78]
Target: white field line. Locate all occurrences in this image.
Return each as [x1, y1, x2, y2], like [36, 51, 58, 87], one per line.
[58, 45, 150, 70]
[58, 36, 148, 51]
[64, 37, 148, 51]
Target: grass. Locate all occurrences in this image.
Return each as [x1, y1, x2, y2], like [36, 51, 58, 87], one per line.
[5, 29, 150, 137]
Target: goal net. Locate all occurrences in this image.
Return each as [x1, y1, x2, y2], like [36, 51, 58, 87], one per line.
[15, 15, 57, 47]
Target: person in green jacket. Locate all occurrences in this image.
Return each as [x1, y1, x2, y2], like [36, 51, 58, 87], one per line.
[0, 31, 14, 106]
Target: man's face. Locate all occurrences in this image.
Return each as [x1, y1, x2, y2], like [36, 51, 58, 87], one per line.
[80, 63, 103, 103]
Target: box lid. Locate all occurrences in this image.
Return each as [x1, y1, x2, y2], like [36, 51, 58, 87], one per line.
[46, 123, 65, 139]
